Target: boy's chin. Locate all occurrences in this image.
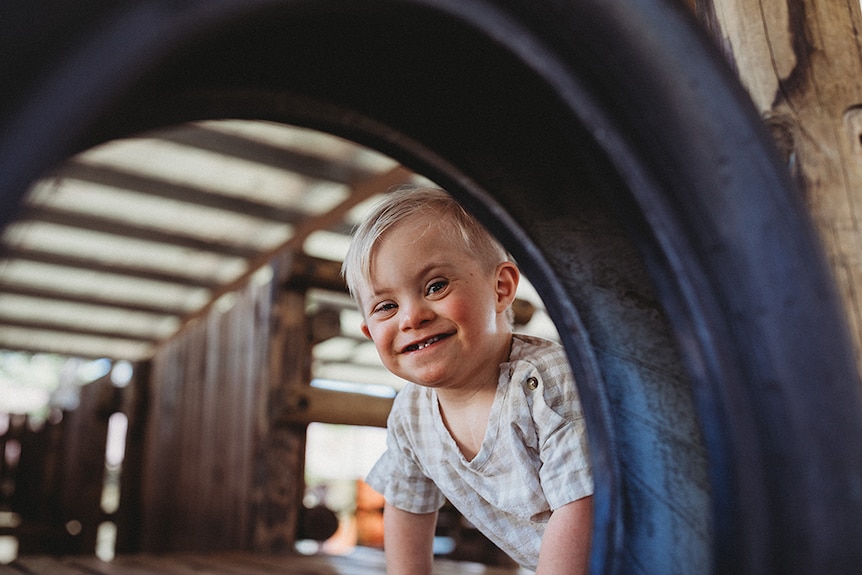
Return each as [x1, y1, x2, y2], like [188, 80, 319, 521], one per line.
[393, 368, 438, 388]
[403, 372, 452, 389]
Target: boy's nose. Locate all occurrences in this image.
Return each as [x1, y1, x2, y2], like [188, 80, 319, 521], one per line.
[399, 299, 434, 330]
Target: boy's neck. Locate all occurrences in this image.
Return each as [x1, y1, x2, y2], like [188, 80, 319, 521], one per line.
[435, 332, 513, 461]
[434, 332, 513, 407]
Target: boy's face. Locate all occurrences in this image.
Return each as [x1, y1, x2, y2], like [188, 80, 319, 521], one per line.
[358, 215, 518, 392]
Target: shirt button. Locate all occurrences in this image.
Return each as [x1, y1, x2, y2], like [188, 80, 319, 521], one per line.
[526, 377, 539, 390]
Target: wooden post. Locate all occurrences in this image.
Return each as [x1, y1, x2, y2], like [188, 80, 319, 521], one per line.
[252, 284, 310, 552]
[9, 414, 66, 554]
[114, 361, 149, 554]
[697, 0, 862, 376]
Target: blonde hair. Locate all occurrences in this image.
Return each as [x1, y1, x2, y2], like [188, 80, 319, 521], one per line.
[342, 186, 509, 302]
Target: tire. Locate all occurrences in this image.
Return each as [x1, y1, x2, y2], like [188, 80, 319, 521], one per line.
[2, 1, 861, 573]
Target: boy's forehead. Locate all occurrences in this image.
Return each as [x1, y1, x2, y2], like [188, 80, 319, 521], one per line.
[370, 213, 469, 262]
[389, 209, 447, 234]
[371, 213, 435, 254]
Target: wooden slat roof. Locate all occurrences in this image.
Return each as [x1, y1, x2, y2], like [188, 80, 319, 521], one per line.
[0, 119, 558, 390]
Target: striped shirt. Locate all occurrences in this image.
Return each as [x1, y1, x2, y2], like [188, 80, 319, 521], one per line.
[366, 333, 593, 570]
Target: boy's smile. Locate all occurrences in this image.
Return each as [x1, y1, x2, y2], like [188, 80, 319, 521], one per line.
[358, 214, 518, 396]
[402, 333, 450, 353]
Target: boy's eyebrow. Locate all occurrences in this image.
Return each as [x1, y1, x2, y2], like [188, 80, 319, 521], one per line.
[367, 261, 455, 299]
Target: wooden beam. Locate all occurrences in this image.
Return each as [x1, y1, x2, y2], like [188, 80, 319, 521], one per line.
[0, 283, 190, 316]
[281, 386, 393, 428]
[0, 246, 219, 288]
[0, 340, 153, 362]
[17, 205, 260, 259]
[57, 161, 310, 225]
[159, 123, 379, 185]
[286, 253, 347, 293]
[280, 165, 414, 250]
[0, 317, 161, 342]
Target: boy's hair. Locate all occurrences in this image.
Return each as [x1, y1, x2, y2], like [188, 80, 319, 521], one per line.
[342, 186, 509, 302]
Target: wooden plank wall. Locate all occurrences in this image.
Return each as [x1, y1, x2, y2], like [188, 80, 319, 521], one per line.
[2, 373, 122, 556]
[3, 254, 384, 557]
[139, 276, 277, 553]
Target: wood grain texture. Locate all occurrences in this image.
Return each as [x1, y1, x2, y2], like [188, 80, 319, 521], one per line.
[7, 548, 526, 575]
[701, 0, 862, 373]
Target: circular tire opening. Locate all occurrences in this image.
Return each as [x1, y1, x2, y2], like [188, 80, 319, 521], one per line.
[2, 2, 862, 573]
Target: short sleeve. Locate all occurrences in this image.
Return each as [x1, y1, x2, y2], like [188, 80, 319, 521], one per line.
[529, 347, 593, 509]
[364, 388, 446, 514]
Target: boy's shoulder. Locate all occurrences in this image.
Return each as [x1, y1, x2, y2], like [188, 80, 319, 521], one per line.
[510, 333, 565, 363]
[510, 333, 574, 386]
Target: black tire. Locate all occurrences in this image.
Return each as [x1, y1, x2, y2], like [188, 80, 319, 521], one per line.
[2, 1, 862, 573]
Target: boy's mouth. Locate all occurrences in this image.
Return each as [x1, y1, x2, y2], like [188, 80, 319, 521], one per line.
[403, 334, 448, 353]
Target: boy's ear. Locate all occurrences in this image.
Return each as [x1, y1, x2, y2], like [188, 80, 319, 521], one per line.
[495, 261, 520, 312]
[360, 321, 373, 340]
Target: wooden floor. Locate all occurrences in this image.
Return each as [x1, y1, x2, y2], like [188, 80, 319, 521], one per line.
[0, 547, 531, 574]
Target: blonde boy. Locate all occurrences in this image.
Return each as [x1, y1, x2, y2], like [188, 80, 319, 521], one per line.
[342, 187, 593, 574]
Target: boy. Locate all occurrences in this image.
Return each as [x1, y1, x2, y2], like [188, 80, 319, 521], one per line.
[342, 186, 593, 574]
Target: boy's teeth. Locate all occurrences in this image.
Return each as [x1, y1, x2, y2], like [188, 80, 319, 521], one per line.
[410, 336, 440, 351]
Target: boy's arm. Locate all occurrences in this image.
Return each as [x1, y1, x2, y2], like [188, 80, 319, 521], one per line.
[535, 496, 593, 575]
[382, 502, 438, 575]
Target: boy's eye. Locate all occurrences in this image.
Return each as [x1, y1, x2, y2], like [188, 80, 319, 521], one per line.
[426, 279, 448, 296]
[372, 302, 397, 315]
